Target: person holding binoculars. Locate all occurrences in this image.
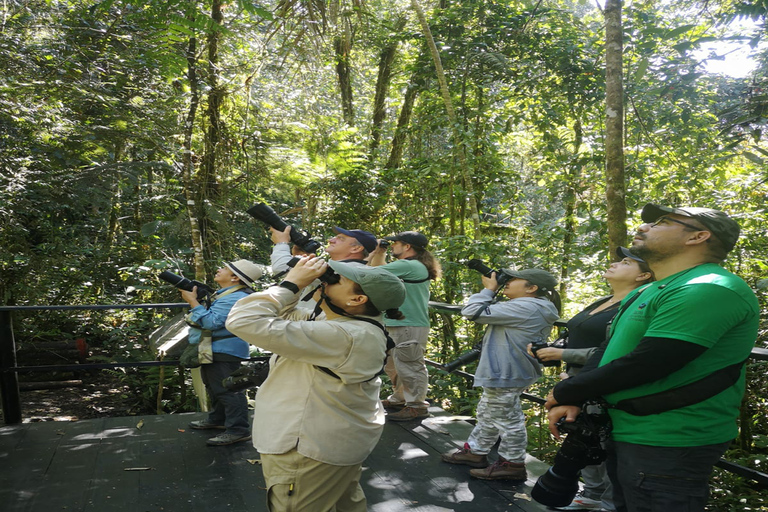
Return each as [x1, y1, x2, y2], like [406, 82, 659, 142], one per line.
[369, 231, 442, 422]
[442, 266, 560, 481]
[225, 255, 406, 512]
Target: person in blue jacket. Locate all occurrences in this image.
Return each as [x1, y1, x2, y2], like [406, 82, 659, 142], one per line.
[180, 259, 262, 446]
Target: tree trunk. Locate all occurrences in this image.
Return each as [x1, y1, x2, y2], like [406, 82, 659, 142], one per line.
[334, 35, 355, 126]
[181, 6, 208, 413]
[604, 0, 627, 260]
[410, 0, 481, 238]
[370, 44, 398, 156]
[385, 82, 419, 170]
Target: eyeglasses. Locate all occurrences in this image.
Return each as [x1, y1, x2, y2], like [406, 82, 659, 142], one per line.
[651, 216, 705, 231]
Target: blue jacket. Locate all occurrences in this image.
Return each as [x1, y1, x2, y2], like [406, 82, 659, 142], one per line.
[187, 285, 251, 359]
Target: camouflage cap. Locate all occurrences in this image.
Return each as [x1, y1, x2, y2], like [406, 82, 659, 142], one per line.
[641, 203, 740, 252]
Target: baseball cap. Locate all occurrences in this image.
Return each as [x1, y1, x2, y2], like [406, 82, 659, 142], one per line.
[332, 227, 378, 253]
[384, 231, 429, 249]
[616, 246, 646, 263]
[225, 260, 263, 287]
[499, 268, 557, 292]
[328, 260, 406, 312]
[640, 203, 740, 252]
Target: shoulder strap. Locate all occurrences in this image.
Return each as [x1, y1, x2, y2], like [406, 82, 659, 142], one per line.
[612, 357, 748, 416]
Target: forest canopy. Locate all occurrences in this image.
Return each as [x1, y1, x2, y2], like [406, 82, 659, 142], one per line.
[0, 0, 766, 320]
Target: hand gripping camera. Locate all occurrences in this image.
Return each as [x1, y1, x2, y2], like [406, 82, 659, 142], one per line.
[285, 256, 340, 284]
[158, 271, 215, 302]
[531, 400, 612, 508]
[530, 337, 564, 368]
[247, 203, 322, 254]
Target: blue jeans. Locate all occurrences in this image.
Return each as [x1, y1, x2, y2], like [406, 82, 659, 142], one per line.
[606, 439, 730, 512]
[201, 359, 250, 435]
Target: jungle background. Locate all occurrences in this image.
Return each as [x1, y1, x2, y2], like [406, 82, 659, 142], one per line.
[1, 0, 767, 509]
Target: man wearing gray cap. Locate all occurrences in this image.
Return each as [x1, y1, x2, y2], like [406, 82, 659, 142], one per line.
[545, 204, 759, 512]
[370, 231, 442, 421]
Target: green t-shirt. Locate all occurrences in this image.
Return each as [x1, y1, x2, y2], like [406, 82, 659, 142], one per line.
[600, 263, 759, 446]
[379, 258, 431, 327]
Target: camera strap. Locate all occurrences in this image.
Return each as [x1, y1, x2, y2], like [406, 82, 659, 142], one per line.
[611, 357, 749, 416]
[310, 289, 394, 383]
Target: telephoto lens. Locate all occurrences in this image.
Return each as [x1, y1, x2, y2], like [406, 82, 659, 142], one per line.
[530, 338, 562, 368]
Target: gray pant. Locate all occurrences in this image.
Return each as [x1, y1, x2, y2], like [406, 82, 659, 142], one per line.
[384, 325, 430, 407]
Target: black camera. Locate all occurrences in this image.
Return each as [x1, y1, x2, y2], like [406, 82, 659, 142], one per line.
[158, 271, 215, 302]
[531, 401, 612, 508]
[530, 338, 562, 368]
[466, 259, 513, 287]
[246, 203, 322, 254]
[222, 358, 271, 392]
[285, 256, 340, 285]
[443, 344, 482, 373]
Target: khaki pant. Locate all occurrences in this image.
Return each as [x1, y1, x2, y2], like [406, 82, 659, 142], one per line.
[384, 325, 430, 407]
[261, 449, 366, 512]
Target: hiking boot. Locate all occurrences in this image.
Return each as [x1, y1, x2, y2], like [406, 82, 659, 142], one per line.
[206, 432, 252, 446]
[441, 442, 489, 468]
[381, 399, 406, 410]
[469, 457, 527, 480]
[188, 420, 226, 430]
[386, 406, 430, 422]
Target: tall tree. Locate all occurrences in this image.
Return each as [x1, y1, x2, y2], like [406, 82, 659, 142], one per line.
[604, 0, 627, 257]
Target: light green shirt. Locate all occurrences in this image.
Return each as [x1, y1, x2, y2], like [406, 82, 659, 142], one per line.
[379, 258, 431, 327]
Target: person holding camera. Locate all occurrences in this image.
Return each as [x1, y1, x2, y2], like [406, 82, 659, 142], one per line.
[529, 247, 653, 511]
[369, 231, 441, 421]
[225, 255, 406, 512]
[545, 204, 759, 512]
[181, 259, 263, 446]
[442, 267, 561, 480]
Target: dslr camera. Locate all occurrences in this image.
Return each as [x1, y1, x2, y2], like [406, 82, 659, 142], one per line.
[530, 336, 566, 368]
[466, 259, 513, 287]
[158, 271, 215, 302]
[222, 358, 271, 392]
[531, 400, 612, 508]
[247, 203, 322, 254]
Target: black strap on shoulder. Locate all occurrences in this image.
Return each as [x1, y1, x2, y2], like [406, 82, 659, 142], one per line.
[612, 357, 748, 416]
[401, 277, 429, 284]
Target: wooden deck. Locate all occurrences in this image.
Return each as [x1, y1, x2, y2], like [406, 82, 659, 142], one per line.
[0, 406, 553, 511]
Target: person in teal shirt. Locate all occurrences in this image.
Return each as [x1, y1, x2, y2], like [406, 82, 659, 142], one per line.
[369, 231, 441, 421]
[545, 204, 759, 512]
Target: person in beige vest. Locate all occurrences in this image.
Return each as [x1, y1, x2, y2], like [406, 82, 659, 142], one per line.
[226, 256, 406, 512]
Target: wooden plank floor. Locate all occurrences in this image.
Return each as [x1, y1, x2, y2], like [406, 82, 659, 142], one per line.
[0, 406, 553, 512]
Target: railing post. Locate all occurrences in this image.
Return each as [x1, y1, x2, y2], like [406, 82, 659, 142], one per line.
[0, 310, 22, 424]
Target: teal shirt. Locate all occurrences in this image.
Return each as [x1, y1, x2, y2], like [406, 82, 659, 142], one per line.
[379, 259, 431, 327]
[600, 263, 759, 446]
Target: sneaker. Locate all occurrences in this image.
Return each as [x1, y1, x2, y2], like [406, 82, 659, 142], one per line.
[386, 406, 430, 422]
[469, 457, 526, 481]
[441, 442, 489, 468]
[188, 420, 226, 430]
[206, 433, 252, 446]
[551, 494, 604, 510]
[381, 399, 406, 410]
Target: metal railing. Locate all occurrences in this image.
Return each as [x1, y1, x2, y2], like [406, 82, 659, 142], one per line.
[1, 301, 767, 488]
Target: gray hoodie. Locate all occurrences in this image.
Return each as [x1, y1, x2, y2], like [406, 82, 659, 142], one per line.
[461, 289, 559, 388]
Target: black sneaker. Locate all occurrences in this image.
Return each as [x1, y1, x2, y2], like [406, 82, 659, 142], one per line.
[189, 420, 226, 430]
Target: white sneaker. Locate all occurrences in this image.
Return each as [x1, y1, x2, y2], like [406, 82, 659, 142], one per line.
[551, 494, 605, 510]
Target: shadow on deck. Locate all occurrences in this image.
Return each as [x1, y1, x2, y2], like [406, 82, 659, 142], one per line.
[0, 405, 552, 512]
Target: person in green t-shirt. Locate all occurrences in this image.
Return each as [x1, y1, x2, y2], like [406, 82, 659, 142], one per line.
[369, 231, 442, 421]
[544, 203, 759, 512]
